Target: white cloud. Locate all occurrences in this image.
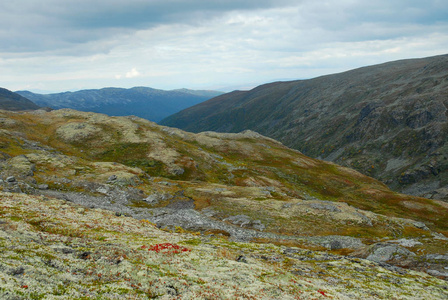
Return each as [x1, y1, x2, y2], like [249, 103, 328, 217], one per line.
[125, 68, 141, 78]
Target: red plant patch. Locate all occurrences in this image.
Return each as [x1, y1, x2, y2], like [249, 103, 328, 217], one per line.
[317, 289, 327, 297]
[142, 243, 190, 254]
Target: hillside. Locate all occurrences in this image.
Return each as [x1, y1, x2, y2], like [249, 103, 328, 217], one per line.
[0, 108, 447, 298]
[0, 87, 40, 111]
[1, 192, 447, 299]
[160, 54, 448, 201]
[17, 87, 222, 123]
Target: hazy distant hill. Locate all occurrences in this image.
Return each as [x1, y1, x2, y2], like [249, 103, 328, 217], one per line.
[160, 54, 448, 200]
[17, 87, 222, 122]
[0, 87, 39, 111]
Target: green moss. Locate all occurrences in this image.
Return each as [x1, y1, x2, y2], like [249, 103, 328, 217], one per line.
[180, 238, 202, 246]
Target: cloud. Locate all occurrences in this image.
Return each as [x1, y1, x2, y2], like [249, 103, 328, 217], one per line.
[125, 68, 141, 78]
[0, 0, 298, 54]
[1, 0, 447, 92]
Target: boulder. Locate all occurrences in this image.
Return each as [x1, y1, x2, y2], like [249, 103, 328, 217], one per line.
[310, 235, 364, 250]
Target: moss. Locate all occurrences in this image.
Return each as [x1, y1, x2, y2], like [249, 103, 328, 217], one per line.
[180, 238, 202, 246]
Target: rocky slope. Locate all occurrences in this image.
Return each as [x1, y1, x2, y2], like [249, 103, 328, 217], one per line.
[1, 108, 448, 298]
[0, 88, 39, 111]
[160, 54, 448, 201]
[17, 87, 222, 123]
[1, 192, 447, 299]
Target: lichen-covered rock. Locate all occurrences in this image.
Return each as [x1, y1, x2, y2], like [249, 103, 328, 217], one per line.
[2, 191, 448, 300]
[56, 122, 102, 143]
[5, 155, 35, 177]
[366, 244, 415, 263]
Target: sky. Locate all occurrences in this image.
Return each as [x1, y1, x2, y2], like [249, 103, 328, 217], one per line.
[1, 0, 447, 93]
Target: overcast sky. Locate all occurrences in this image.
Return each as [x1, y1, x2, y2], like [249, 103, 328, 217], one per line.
[1, 0, 447, 93]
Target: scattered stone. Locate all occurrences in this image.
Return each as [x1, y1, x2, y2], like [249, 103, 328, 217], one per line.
[225, 215, 251, 227]
[54, 248, 75, 254]
[236, 255, 248, 263]
[427, 269, 448, 277]
[37, 184, 49, 190]
[260, 190, 271, 197]
[310, 235, 364, 250]
[170, 167, 185, 176]
[8, 267, 25, 276]
[158, 181, 176, 186]
[96, 186, 110, 194]
[166, 199, 195, 210]
[251, 220, 266, 231]
[413, 221, 429, 230]
[425, 254, 448, 261]
[144, 193, 171, 204]
[79, 252, 91, 260]
[392, 238, 422, 247]
[58, 178, 72, 184]
[223, 215, 265, 230]
[432, 232, 448, 240]
[6, 176, 16, 183]
[282, 203, 293, 209]
[365, 243, 415, 263]
[107, 175, 117, 182]
[310, 202, 341, 212]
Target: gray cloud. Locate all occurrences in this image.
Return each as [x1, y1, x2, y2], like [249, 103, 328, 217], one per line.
[2, 0, 446, 54]
[1, 0, 447, 92]
[0, 0, 297, 53]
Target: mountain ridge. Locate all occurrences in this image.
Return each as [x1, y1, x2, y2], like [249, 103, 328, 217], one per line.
[17, 86, 222, 122]
[0, 87, 40, 111]
[160, 54, 448, 200]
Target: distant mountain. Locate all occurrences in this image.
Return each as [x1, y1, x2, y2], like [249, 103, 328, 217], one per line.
[17, 87, 222, 122]
[0, 87, 40, 111]
[160, 54, 448, 200]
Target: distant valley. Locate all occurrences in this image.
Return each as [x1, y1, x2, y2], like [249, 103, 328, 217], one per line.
[161, 54, 448, 201]
[17, 87, 222, 122]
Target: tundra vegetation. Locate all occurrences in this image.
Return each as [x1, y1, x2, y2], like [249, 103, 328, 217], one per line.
[0, 108, 447, 299]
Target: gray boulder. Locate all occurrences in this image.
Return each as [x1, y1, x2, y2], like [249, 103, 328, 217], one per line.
[365, 243, 416, 263]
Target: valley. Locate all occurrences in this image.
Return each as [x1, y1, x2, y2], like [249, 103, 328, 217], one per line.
[161, 54, 448, 201]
